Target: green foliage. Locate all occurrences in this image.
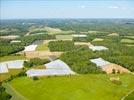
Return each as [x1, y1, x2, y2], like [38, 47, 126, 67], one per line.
[0, 34, 55, 57]
[0, 40, 24, 57]
[60, 50, 103, 74]
[0, 85, 12, 100]
[20, 34, 55, 46]
[91, 36, 134, 72]
[32, 76, 39, 81]
[112, 69, 116, 74]
[24, 58, 49, 68]
[48, 40, 75, 51]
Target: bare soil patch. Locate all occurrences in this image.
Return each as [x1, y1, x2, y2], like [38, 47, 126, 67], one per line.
[25, 50, 63, 59]
[102, 64, 130, 74]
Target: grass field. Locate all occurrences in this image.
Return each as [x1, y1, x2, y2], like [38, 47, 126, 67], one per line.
[121, 39, 134, 44]
[56, 35, 73, 40]
[0, 55, 25, 62]
[0, 69, 22, 82]
[36, 44, 49, 51]
[9, 74, 134, 100]
[124, 36, 134, 39]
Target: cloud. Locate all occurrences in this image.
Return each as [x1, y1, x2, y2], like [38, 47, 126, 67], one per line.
[109, 6, 119, 9]
[80, 5, 86, 9]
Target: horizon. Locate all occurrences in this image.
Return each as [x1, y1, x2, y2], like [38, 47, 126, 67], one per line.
[1, 0, 134, 19]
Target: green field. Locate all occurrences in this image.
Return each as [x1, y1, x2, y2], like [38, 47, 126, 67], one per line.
[0, 55, 25, 62]
[56, 35, 73, 40]
[121, 39, 134, 44]
[124, 36, 134, 39]
[36, 44, 49, 51]
[0, 69, 22, 82]
[8, 74, 134, 100]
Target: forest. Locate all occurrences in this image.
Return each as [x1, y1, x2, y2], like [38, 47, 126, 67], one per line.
[48, 40, 75, 51]
[0, 34, 55, 56]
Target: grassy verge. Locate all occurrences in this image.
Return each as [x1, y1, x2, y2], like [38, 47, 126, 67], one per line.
[3, 83, 27, 100]
[0, 69, 23, 82]
[0, 55, 26, 62]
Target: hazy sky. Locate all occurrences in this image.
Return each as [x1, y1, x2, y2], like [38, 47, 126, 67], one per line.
[1, 0, 134, 19]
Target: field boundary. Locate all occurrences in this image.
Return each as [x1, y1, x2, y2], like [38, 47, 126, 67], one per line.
[121, 89, 134, 100]
[3, 83, 28, 100]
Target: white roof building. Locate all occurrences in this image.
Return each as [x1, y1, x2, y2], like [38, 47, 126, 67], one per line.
[45, 59, 70, 70]
[26, 69, 75, 77]
[90, 58, 110, 67]
[0, 63, 8, 73]
[10, 40, 21, 43]
[72, 34, 87, 37]
[89, 45, 108, 51]
[0, 60, 25, 70]
[26, 59, 75, 77]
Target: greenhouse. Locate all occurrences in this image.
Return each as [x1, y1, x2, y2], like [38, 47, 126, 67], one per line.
[89, 45, 108, 51]
[26, 69, 75, 77]
[24, 45, 37, 51]
[90, 58, 110, 67]
[0, 60, 25, 69]
[45, 59, 71, 70]
[0, 63, 8, 73]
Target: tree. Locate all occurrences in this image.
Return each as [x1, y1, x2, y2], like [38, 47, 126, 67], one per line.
[112, 69, 116, 74]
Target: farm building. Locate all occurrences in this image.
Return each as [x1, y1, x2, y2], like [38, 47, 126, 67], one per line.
[89, 45, 108, 51]
[26, 59, 75, 77]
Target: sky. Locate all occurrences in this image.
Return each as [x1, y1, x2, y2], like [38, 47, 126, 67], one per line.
[1, 0, 134, 19]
